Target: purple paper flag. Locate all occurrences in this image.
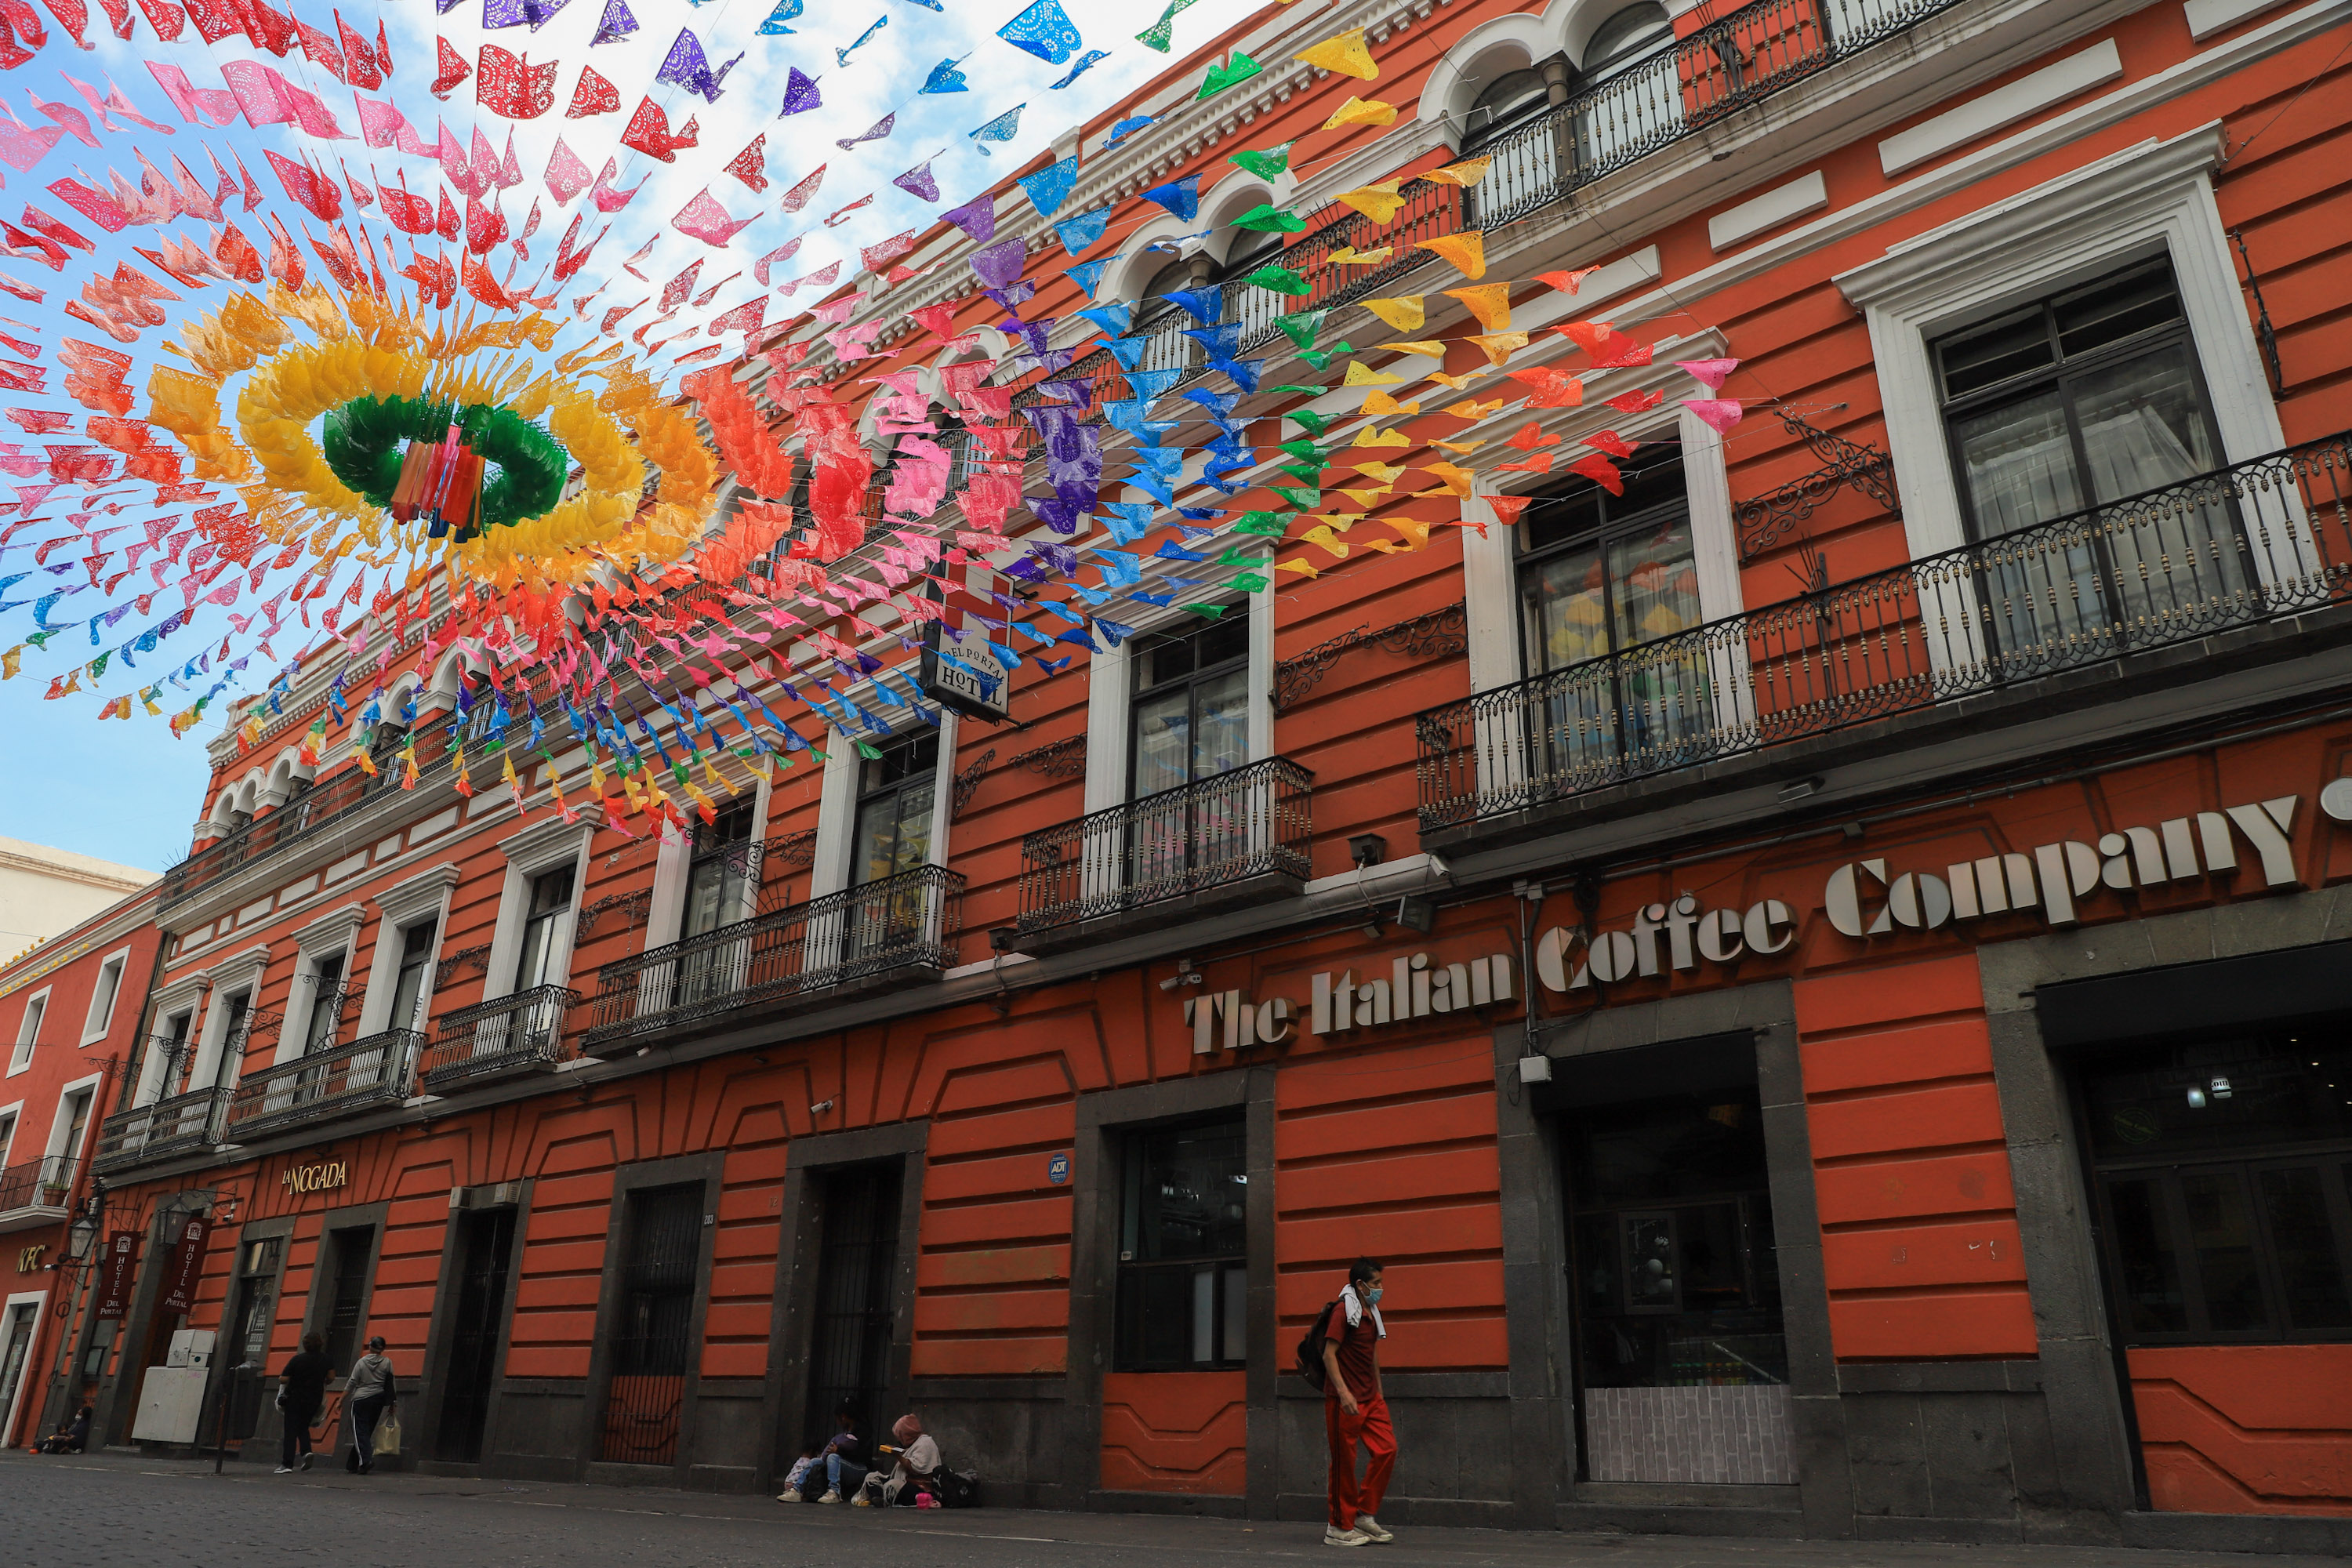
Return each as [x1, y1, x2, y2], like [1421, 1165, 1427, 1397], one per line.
[590, 0, 637, 45]
[971, 236, 1025, 291]
[776, 67, 822, 116]
[891, 162, 938, 202]
[656, 30, 740, 103]
[484, 0, 526, 28]
[941, 194, 994, 244]
[836, 113, 893, 152]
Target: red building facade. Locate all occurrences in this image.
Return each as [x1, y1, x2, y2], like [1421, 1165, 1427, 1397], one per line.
[31, 0, 2352, 1549]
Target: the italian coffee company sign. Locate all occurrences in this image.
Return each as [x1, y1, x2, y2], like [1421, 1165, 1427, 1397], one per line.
[1184, 949, 1519, 1052]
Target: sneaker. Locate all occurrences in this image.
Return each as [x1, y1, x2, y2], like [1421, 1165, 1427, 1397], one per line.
[300, 1454, 313, 1472]
[274, 1466, 294, 1475]
[1352, 1515, 1392, 1543]
[1324, 1526, 1370, 1547]
[776, 1489, 801, 1504]
[816, 1490, 842, 1504]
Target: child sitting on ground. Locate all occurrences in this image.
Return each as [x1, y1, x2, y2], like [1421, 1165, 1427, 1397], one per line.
[780, 1445, 822, 1497]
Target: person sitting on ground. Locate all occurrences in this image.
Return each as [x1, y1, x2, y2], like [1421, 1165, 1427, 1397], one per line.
[38, 1404, 92, 1454]
[778, 1443, 822, 1499]
[779, 1400, 866, 1504]
[869, 1414, 941, 1507]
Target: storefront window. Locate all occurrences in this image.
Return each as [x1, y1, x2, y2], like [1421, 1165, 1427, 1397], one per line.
[1131, 614, 1250, 800]
[2082, 1033, 2352, 1342]
[1116, 1119, 1248, 1371]
[851, 733, 937, 887]
[1563, 1085, 1786, 1391]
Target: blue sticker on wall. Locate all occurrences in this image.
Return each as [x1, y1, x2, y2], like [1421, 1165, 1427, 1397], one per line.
[1047, 1152, 1071, 1185]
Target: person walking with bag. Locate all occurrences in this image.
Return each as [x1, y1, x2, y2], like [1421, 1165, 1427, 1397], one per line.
[274, 1333, 334, 1474]
[344, 1335, 399, 1475]
[1318, 1258, 1395, 1547]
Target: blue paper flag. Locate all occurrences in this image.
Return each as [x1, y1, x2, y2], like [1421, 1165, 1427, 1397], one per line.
[1067, 256, 1110, 297]
[968, 102, 1025, 154]
[1054, 205, 1112, 255]
[1183, 321, 1244, 360]
[1214, 358, 1265, 394]
[1074, 301, 1131, 336]
[1101, 334, 1149, 370]
[756, 0, 800, 33]
[1050, 49, 1111, 89]
[1016, 155, 1080, 218]
[1102, 114, 1153, 148]
[920, 57, 968, 93]
[998, 0, 1084, 64]
[1141, 172, 1201, 221]
[837, 13, 887, 67]
[1099, 504, 1155, 544]
[1127, 367, 1185, 403]
[1163, 285, 1222, 325]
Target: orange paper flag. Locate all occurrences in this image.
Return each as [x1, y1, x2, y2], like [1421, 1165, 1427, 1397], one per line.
[1415, 230, 1484, 279]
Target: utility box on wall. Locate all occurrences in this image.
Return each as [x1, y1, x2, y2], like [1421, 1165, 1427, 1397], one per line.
[132, 1367, 209, 1444]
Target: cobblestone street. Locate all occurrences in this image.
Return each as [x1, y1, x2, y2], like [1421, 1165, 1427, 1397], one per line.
[3, 1451, 2345, 1568]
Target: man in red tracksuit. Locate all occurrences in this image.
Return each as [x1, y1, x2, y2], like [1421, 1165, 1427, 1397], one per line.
[1319, 1258, 1395, 1547]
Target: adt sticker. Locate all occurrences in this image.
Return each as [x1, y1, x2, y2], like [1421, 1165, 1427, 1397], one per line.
[1047, 1152, 1070, 1185]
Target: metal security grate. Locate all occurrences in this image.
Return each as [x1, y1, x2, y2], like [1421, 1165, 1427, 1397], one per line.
[804, 1163, 902, 1453]
[598, 1184, 705, 1467]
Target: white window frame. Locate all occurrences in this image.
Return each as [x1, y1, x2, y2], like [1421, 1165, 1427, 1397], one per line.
[187, 946, 270, 1094]
[8, 990, 47, 1077]
[0, 1102, 20, 1169]
[45, 1071, 101, 1161]
[358, 865, 459, 1037]
[646, 764, 775, 950]
[1, 1288, 50, 1452]
[1081, 590, 1276, 815]
[482, 816, 596, 1002]
[136, 973, 210, 1107]
[279, 906, 366, 1067]
[811, 711, 959, 900]
[78, 947, 132, 1048]
[1833, 125, 2283, 568]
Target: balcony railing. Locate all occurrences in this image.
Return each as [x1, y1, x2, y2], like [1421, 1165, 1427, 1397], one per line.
[417, 985, 579, 1094]
[93, 1086, 230, 1174]
[221, 1030, 423, 1142]
[986, 0, 1968, 426]
[582, 864, 964, 1051]
[1416, 435, 2352, 832]
[1017, 757, 1315, 934]
[0, 1155, 78, 1227]
[162, 728, 457, 908]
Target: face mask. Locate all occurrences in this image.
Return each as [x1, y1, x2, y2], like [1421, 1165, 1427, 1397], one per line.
[1364, 1287, 1383, 1305]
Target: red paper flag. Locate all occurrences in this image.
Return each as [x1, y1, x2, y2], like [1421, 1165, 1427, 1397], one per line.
[477, 44, 557, 119]
[264, 149, 342, 221]
[136, 0, 187, 40]
[566, 64, 618, 118]
[431, 36, 470, 100]
[1565, 453, 1621, 494]
[336, 10, 380, 88]
[777, 164, 823, 214]
[723, 134, 765, 193]
[619, 97, 698, 162]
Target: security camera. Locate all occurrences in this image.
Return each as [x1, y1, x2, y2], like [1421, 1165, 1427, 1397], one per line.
[1159, 960, 1204, 992]
[810, 1098, 835, 1116]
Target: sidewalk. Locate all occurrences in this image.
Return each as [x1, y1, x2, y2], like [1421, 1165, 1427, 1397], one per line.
[5, 1446, 2346, 1568]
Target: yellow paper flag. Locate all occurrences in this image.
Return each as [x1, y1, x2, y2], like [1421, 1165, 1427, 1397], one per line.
[1419, 462, 1476, 497]
[1301, 525, 1352, 559]
[1362, 390, 1422, 416]
[1276, 557, 1320, 578]
[1467, 330, 1530, 367]
[1416, 230, 1486, 279]
[1362, 296, 1424, 332]
[1378, 339, 1446, 358]
[1386, 517, 1434, 550]
[1343, 361, 1403, 386]
[1351, 426, 1412, 448]
[1422, 155, 1495, 187]
[1295, 27, 1377, 80]
[1430, 438, 1483, 455]
[1350, 460, 1406, 483]
[1323, 96, 1397, 129]
[1334, 486, 1394, 506]
[1328, 245, 1393, 266]
[1334, 180, 1406, 223]
[1446, 397, 1508, 419]
[1425, 368, 1492, 390]
[1443, 283, 1512, 331]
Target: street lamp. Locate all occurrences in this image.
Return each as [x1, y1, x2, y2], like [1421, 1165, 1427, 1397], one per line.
[64, 1200, 100, 1265]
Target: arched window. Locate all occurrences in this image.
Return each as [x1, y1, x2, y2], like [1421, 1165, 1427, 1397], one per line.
[1463, 66, 1552, 152]
[1134, 256, 1202, 375]
[1584, 2, 1674, 74]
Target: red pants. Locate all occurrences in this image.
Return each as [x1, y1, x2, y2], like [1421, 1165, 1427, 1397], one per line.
[1325, 1393, 1395, 1530]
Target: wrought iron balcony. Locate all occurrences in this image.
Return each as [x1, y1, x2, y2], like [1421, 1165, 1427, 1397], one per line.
[221, 1030, 424, 1142]
[1416, 435, 2352, 835]
[93, 1086, 231, 1174]
[418, 985, 579, 1094]
[581, 864, 964, 1053]
[1014, 757, 1314, 946]
[0, 1155, 78, 1232]
[161, 728, 456, 909]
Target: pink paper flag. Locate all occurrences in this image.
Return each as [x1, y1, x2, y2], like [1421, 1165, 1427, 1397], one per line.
[543, 136, 590, 205]
[143, 63, 240, 128]
[752, 235, 800, 286]
[1681, 397, 1743, 434]
[1674, 358, 1738, 392]
[589, 158, 641, 213]
[671, 187, 751, 246]
[778, 164, 822, 214]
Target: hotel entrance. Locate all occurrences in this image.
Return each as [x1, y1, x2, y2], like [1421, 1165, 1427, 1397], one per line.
[1544, 1034, 1793, 1485]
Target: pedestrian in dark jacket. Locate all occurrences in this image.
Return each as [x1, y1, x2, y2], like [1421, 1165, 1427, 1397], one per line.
[276, 1332, 334, 1473]
[344, 1336, 397, 1474]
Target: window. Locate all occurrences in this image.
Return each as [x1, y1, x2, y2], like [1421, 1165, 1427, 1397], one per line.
[366, 722, 409, 793]
[386, 920, 438, 1033]
[300, 953, 345, 1056]
[1517, 452, 1700, 676]
[317, 1225, 376, 1372]
[1130, 614, 1250, 800]
[513, 864, 576, 993]
[1584, 2, 1673, 73]
[53, 1087, 92, 1163]
[1134, 257, 1201, 372]
[9, 994, 42, 1075]
[211, 990, 251, 1089]
[682, 797, 759, 938]
[1464, 66, 1552, 151]
[1116, 1119, 1248, 1370]
[226, 1235, 283, 1370]
[82, 953, 126, 1044]
[0, 1112, 16, 1169]
[2084, 1032, 2352, 1344]
[851, 734, 938, 888]
[152, 1010, 192, 1100]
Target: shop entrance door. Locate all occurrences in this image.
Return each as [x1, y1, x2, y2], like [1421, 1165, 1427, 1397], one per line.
[434, 1206, 517, 1464]
[1554, 1040, 1793, 1484]
[804, 1163, 902, 1450]
[0, 1300, 38, 1444]
[597, 1184, 703, 1467]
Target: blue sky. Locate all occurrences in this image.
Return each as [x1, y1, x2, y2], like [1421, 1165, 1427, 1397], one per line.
[0, 0, 1266, 871]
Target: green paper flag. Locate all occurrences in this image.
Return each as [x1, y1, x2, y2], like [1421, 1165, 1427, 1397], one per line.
[1269, 485, 1321, 507]
[1288, 408, 1332, 436]
[1197, 51, 1261, 99]
[1233, 510, 1294, 536]
[1184, 602, 1229, 619]
[1274, 309, 1328, 351]
[1234, 572, 1270, 593]
[1232, 203, 1307, 234]
[1229, 143, 1294, 180]
[1244, 263, 1310, 296]
[856, 741, 884, 760]
[1135, 0, 1197, 53]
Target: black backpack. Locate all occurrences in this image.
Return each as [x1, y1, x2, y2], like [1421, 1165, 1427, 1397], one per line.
[1294, 1298, 1338, 1391]
[936, 1469, 980, 1508]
